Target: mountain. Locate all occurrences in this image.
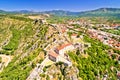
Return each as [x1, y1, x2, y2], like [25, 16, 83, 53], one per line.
[0, 10, 8, 14]
[0, 9, 80, 16]
[87, 8, 120, 13]
[11, 10, 35, 14]
[1, 8, 120, 17]
[41, 8, 120, 17]
[41, 10, 80, 16]
[0, 10, 35, 14]
[79, 8, 120, 17]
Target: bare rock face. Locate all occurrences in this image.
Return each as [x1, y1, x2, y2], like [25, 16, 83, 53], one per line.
[39, 63, 79, 80]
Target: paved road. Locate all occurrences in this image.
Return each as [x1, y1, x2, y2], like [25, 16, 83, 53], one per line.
[26, 58, 49, 80]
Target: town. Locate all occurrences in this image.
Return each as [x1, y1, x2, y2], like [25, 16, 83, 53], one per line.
[0, 2, 120, 79]
[26, 17, 120, 80]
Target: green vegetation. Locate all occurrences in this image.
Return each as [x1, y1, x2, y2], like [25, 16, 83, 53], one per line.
[3, 29, 21, 51]
[71, 24, 80, 28]
[68, 35, 119, 80]
[0, 25, 47, 79]
[1, 24, 34, 55]
[0, 11, 120, 80]
[21, 24, 34, 37]
[9, 15, 33, 22]
[47, 16, 77, 24]
[0, 48, 42, 80]
[0, 15, 48, 80]
[104, 29, 120, 35]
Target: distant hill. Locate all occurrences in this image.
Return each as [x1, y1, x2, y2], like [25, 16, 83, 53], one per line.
[0, 10, 8, 14]
[11, 10, 35, 14]
[79, 8, 120, 17]
[0, 9, 80, 16]
[41, 8, 120, 17]
[41, 10, 80, 16]
[39, 8, 120, 17]
[0, 10, 35, 14]
[1, 8, 120, 17]
[88, 8, 120, 13]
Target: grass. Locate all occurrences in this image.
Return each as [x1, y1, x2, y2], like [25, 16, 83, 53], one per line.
[2, 29, 21, 52]
[1, 23, 34, 55]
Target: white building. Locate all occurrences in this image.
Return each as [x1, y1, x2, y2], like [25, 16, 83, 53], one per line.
[57, 43, 75, 57]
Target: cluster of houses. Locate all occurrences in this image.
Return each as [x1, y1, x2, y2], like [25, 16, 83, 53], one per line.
[44, 27, 92, 66]
[67, 18, 120, 31]
[88, 29, 120, 50]
[47, 40, 90, 66]
[44, 23, 90, 66]
[101, 24, 120, 30]
[47, 43, 74, 66]
[50, 19, 120, 51]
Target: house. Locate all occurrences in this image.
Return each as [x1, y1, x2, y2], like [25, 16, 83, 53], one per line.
[57, 56, 72, 66]
[56, 43, 74, 56]
[115, 43, 120, 49]
[47, 42, 75, 66]
[71, 34, 78, 39]
[48, 51, 58, 62]
[108, 39, 114, 44]
[61, 28, 67, 33]
[54, 48, 59, 54]
[48, 50, 72, 66]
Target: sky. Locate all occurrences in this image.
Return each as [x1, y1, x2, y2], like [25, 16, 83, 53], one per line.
[0, 0, 120, 12]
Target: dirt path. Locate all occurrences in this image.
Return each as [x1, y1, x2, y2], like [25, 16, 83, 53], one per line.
[0, 54, 13, 67]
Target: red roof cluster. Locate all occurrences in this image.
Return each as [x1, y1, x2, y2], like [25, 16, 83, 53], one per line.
[88, 29, 120, 50]
[57, 43, 72, 50]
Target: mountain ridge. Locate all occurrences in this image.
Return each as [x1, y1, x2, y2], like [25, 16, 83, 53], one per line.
[1, 8, 120, 17]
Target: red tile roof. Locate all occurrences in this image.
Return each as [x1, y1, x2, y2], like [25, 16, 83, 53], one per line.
[116, 43, 120, 47]
[57, 43, 72, 50]
[108, 39, 115, 44]
[71, 34, 78, 37]
[62, 28, 67, 33]
[48, 51, 58, 58]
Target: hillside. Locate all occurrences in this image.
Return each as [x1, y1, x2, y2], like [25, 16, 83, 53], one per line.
[79, 8, 120, 17]
[0, 13, 119, 80]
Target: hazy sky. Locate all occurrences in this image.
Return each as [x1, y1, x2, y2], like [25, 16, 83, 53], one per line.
[0, 0, 120, 11]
